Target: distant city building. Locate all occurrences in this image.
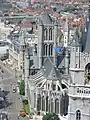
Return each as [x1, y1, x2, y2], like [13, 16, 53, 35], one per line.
[5, 0, 89, 119]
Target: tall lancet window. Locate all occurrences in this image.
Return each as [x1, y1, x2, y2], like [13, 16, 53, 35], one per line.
[44, 44, 48, 56]
[49, 44, 53, 56]
[76, 110, 81, 120]
[49, 28, 52, 40]
[44, 28, 48, 40]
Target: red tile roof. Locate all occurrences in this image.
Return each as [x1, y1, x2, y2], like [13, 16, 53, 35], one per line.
[20, 21, 32, 28]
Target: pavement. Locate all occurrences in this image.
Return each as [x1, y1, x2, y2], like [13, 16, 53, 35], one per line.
[0, 60, 29, 120]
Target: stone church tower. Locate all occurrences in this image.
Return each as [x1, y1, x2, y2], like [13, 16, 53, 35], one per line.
[37, 13, 58, 68]
[68, 32, 90, 120]
[68, 2, 90, 119]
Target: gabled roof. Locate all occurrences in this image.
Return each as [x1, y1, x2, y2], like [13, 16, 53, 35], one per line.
[71, 39, 80, 47]
[41, 57, 62, 80]
[47, 66, 61, 79]
[30, 57, 62, 85]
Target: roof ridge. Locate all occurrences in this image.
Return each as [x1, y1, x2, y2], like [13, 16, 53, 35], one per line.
[47, 57, 55, 66]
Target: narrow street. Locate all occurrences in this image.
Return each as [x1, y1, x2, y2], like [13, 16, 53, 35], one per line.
[0, 61, 25, 120]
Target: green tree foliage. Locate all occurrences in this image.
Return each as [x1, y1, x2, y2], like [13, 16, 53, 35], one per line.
[19, 80, 25, 95]
[42, 113, 60, 120]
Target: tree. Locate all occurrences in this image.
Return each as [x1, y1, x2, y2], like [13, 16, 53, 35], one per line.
[42, 113, 60, 120]
[19, 80, 25, 95]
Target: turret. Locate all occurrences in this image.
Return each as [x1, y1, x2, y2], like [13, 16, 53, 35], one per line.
[37, 19, 43, 68]
[70, 33, 81, 69]
[63, 18, 69, 48]
[53, 20, 58, 66]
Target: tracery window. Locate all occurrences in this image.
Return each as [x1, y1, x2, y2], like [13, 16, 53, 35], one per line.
[76, 110, 81, 120]
[84, 63, 90, 84]
[44, 44, 47, 56]
[44, 28, 48, 40]
[49, 28, 52, 40]
[49, 44, 53, 56]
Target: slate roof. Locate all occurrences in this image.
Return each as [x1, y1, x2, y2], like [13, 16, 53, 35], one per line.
[30, 70, 45, 85]
[58, 56, 65, 69]
[41, 57, 61, 79]
[40, 13, 52, 25]
[71, 39, 80, 47]
[30, 57, 62, 85]
[0, 91, 5, 99]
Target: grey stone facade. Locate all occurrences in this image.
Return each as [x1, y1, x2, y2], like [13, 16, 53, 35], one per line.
[23, 13, 69, 116]
[27, 57, 68, 115]
[68, 25, 90, 120]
